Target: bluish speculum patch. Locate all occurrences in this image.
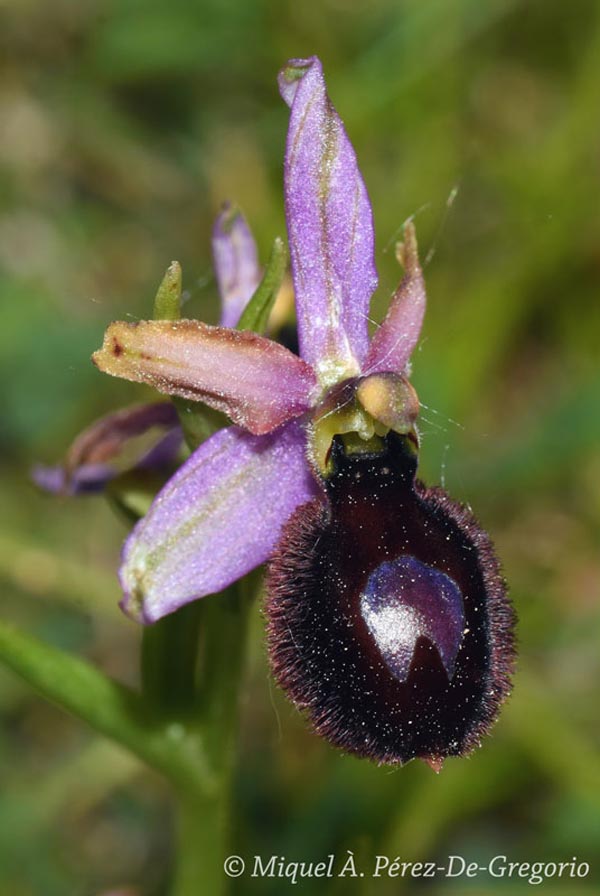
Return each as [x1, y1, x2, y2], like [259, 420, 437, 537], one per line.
[360, 557, 465, 683]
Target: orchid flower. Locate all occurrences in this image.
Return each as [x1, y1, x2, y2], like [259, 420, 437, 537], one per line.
[93, 57, 515, 767]
[93, 58, 424, 623]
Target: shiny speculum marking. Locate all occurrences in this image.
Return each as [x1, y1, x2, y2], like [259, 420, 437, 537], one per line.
[360, 557, 465, 682]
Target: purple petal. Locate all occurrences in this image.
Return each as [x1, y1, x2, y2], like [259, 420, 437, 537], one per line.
[137, 427, 183, 471]
[120, 421, 319, 623]
[32, 464, 69, 494]
[32, 462, 114, 495]
[212, 203, 261, 328]
[70, 464, 118, 492]
[279, 57, 378, 381]
[32, 403, 180, 496]
[93, 320, 317, 435]
[31, 464, 117, 496]
[364, 222, 426, 375]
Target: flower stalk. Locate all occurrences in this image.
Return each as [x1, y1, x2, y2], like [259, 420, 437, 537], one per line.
[141, 601, 203, 714]
[172, 579, 254, 896]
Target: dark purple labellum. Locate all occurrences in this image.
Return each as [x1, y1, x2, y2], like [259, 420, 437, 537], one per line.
[265, 433, 516, 768]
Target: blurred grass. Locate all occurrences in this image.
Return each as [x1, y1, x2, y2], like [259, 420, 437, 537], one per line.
[1, 0, 599, 893]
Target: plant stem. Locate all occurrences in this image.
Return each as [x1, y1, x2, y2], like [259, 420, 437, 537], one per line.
[173, 781, 231, 896]
[171, 579, 254, 896]
[141, 601, 203, 713]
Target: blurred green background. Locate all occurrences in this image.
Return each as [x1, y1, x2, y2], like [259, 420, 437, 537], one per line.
[1, 0, 600, 893]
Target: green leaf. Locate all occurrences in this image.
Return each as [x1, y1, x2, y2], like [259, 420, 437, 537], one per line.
[237, 236, 288, 335]
[153, 260, 182, 321]
[0, 621, 214, 792]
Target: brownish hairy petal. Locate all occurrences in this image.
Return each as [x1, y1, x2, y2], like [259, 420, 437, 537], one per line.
[365, 220, 426, 376]
[93, 320, 317, 435]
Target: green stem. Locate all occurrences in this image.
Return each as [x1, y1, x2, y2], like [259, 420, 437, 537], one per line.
[141, 601, 203, 713]
[171, 580, 254, 896]
[173, 784, 231, 896]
